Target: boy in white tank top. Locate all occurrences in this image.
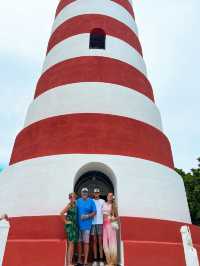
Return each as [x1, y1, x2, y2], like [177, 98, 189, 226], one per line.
[91, 188, 105, 266]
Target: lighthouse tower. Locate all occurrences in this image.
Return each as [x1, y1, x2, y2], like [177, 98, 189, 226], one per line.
[1, 1, 200, 266]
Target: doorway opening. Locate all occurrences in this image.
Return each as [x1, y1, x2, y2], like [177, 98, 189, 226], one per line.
[73, 163, 121, 265]
[74, 170, 114, 200]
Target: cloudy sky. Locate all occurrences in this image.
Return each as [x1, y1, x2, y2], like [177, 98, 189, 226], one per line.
[0, 0, 199, 172]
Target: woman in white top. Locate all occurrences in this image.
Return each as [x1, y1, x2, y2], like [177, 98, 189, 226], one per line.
[103, 192, 119, 266]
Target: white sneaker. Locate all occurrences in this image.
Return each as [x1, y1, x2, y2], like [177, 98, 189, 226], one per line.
[99, 262, 105, 266]
[92, 262, 98, 266]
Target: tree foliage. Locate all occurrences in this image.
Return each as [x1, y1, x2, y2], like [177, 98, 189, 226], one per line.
[0, 166, 4, 173]
[176, 158, 200, 225]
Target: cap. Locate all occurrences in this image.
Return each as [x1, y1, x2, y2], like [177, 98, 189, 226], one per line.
[81, 187, 89, 193]
[94, 188, 100, 193]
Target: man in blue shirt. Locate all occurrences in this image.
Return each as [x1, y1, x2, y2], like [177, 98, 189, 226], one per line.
[76, 187, 96, 266]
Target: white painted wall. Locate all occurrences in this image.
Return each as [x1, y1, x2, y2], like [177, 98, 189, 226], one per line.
[42, 34, 146, 76]
[181, 226, 200, 266]
[0, 219, 10, 266]
[0, 154, 191, 223]
[25, 82, 162, 130]
[52, 0, 138, 35]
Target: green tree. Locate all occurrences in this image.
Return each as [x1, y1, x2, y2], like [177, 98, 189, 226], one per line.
[176, 158, 200, 226]
[0, 166, 4, 172]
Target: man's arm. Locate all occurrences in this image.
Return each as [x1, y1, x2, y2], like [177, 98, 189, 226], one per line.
[82, 211, 96, 220]
[87, 211, 96, 218]
[81, 200, 96, 220]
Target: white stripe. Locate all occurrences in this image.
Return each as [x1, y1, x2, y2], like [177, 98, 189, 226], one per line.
[42, 34, 146, 76]
[52, 0, 138, 36]
[0, 220, 10, 266]
[120, 241, 125, 266]
[181, 226, 200, 266]
[0, 154, 191, 223]
[25, 82, 162, 131]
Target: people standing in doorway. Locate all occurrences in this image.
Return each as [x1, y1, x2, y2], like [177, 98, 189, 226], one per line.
[103, 192, 119, 266]
[76, 188, 97, 266]
[60, 192, 78, 266]
[91, 188, 105, 266]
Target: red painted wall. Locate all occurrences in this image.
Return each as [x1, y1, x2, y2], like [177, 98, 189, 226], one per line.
[47, 14, 142, 54]
[35, 57, 154, 100]
[120, 217, 200, 244]
[3, 216, 200, 266]
[3, 216, 66, 266]
[8, 216, 65, 239]
[3, 240, 66, 266]
[55, 0, 135, 18]
[124, 241, 186, 266]
[121, 217, 200, 266]
[10, 114, 173, 167]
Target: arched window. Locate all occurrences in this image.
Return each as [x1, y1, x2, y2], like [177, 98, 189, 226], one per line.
[89, 28, 106, 49]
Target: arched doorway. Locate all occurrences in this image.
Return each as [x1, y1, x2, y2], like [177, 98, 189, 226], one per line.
[73, 164, 121, 264]
[74, 171, 114, 200]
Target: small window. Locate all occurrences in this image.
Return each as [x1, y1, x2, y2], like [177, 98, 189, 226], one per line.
[89, 28, 106, 49]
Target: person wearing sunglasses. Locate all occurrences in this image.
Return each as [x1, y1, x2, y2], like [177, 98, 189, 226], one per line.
[91, 188, 105, 266]
[76, 187, 96, 266]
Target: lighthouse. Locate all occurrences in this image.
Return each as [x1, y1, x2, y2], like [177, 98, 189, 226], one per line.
[1, 0, 200, 265]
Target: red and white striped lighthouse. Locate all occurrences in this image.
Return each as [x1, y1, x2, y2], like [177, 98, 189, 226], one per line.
[1, 0, 200, 265]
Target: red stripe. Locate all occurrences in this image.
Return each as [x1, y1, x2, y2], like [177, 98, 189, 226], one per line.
[121, 216, 200, 266]
[6, 216, 200, 243]
[5, 216, 200, 266]
[47, 15, 142, 55]
[4, 241, 66, 266]
[8, 216, 65, 239]
[55, 0, 135, 19]
[10, 114, 173, 168]
[55, 0, 74, 17]
[124, 242, 185, 266]
[121, 217, 194, 243]
[35, 57, 154, 101]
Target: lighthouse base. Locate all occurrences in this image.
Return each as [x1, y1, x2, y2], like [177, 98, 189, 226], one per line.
[2, 216, 200, 266]
[0, 154, 191, 223]
[121, 217, 200, 266]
